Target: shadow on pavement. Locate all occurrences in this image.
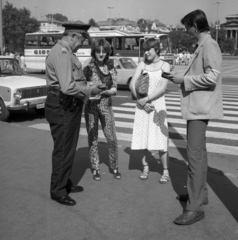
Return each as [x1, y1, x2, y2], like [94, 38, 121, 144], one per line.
[171, 146, 238, 223]
[70, 142, 111, 183]
[8, 109, 45, 123]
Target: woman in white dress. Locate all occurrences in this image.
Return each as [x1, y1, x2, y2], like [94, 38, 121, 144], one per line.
[130, 38, 170, 183]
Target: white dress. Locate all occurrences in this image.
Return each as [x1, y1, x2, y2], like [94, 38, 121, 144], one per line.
[131, 68, 169, 151]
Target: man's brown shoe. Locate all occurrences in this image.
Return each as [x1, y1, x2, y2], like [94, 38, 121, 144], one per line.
[174, 211, 205, 225]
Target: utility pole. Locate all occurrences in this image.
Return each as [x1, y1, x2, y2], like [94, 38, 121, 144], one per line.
[214, 1, 223, 42]
[108, 7, 113, 27]
[0, 0, 3, 54]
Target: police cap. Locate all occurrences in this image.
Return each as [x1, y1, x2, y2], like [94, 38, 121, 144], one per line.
[62, 23, 92, 44]
[62, 23, 91, 33]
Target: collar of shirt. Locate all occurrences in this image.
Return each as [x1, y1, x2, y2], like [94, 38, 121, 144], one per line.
[58, 40, 72, 54]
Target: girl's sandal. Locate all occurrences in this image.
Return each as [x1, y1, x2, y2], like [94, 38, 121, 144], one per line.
[159, 173, 170, 184]
[139, 165, 149, 180]
[93, 170, 101, 181]
[113, 168, 121, 179]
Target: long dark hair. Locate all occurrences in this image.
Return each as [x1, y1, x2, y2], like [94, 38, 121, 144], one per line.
[181, 9, 210, 33]
[91, 38, 112, 64]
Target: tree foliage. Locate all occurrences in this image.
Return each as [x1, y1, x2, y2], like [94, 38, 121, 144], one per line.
[210, 24, 235, 54]
[170, 24, 235, 54]
[169, 30, 196, 53]
[3, 1, 40, 52]
[46, 13, 68, 22]
[88, 18, 98, 27]
[137, 19, 147, 32]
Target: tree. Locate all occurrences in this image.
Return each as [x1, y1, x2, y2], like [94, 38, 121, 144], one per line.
[210, 24, 235, 54]
[46, 13, 68, 22]
[169, 30, 196, 53]
[137, 19, 147, 32]
[3, 2, 40, 53]
[88, 18, 98, 27]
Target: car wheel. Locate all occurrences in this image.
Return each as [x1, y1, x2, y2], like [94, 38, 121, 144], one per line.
[0, 99, 10, 122]
[34, 108, 45, 115]
[127, 78, 132, 89]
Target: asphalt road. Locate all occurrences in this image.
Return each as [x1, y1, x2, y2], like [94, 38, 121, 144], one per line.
[1, 57, 238, 240]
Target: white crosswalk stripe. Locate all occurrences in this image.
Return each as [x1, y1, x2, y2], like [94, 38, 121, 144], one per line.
[29, 86, 238, 156]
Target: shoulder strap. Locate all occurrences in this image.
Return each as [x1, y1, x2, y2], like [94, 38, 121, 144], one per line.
[159, 60, 165, 70]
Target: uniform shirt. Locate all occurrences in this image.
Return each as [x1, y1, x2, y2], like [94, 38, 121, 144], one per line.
[45, 40, 92, 102]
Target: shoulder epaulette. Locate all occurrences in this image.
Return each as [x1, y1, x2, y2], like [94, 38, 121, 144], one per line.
[62, 47, 67, 53]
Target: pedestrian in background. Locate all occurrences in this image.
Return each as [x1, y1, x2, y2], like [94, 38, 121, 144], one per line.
[45, 24, 102, 206]
[83, 39, 121, 181]
[130, 38, 170, 183]
[164, 9, 223, 225]
[20, 54, 27, 74]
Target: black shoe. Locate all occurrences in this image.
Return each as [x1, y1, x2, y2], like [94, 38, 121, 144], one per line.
[51, 195, 76, 206]
[69, 185, 84, 193]
[174, 210, 205, 225]
[113, 168, 121, 179]
[176, 194, 208, 205]
[93, 170, 101, 181]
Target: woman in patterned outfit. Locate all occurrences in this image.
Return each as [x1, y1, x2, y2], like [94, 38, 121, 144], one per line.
[83, 39, 121, 181]
[130, 38, 170, 183]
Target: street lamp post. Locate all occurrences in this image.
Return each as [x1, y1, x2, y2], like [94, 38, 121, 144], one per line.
[214, 1, 223, 42]
[108, 7, 113, 27]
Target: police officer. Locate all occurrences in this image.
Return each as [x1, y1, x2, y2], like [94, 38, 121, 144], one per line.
[45, 24, 102, 206]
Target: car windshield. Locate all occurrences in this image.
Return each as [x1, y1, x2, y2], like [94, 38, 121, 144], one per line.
[0, 58, 24, 76]
[119, 58, 137, 69]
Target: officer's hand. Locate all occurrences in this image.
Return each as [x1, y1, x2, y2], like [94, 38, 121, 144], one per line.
[90, 83, 102, 95]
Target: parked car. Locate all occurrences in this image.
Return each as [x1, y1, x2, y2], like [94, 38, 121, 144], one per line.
[0, 56, 48, 122]
[110, 57, 137, 88]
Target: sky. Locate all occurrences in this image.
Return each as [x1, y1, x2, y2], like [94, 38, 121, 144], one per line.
[2, 0, 238, 25]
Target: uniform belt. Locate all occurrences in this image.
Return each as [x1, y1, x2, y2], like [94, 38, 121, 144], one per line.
[49, 87, 60, 94]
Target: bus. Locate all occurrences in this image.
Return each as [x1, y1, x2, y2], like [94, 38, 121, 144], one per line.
[24, 30, 174, 71]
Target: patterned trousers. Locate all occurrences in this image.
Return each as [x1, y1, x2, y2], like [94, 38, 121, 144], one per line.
[84, 97, 118, 170]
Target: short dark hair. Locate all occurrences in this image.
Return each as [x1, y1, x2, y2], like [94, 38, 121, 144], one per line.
[181, 9, 210, 32]
[91, 38, 111, 64]
[143, 38, 160, 56]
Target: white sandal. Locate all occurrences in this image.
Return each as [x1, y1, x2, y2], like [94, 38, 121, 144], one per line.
[139, 165, 149, 180]
[160, 169, 170, 184]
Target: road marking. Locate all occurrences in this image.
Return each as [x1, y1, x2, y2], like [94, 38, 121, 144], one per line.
[28, 85, 238, 156]
[28, 123, 238, 156]
[115, 105, 238, 115]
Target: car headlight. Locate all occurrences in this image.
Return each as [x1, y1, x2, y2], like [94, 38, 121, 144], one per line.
[14, 90, 22, 100]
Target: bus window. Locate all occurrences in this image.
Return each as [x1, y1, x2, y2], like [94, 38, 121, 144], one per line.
[115, 38, 122, 50]
[124, 37, 139, 51]
[54, 34, 62, 44]
[25, 35, 39, 46]
[160, 36, 169, 54]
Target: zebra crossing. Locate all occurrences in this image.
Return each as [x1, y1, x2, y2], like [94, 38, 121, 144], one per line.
[29, 85, 238, 156]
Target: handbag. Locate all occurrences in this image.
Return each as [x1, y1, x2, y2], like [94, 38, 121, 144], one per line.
[135, 72, 149, 97]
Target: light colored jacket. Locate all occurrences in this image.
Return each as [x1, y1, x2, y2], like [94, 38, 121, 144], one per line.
[180, 34, 223, 120]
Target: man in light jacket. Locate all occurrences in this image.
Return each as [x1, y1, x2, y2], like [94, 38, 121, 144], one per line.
[164, 9, 223, 225]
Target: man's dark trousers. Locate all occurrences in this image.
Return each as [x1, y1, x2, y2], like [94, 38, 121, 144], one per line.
[45, 91, 83, 198]
[186, 119, 209, 212]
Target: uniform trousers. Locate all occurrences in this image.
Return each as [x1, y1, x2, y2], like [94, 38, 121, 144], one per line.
[84, 97, 118, 171]
[45, 91, 83, 198]
[186, 119, 209, 212]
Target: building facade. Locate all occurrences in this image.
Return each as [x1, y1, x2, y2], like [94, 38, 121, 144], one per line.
[221, 14, 238, 49]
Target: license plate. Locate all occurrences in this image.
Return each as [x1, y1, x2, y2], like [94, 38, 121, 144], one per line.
[36, 103, 45, 109]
